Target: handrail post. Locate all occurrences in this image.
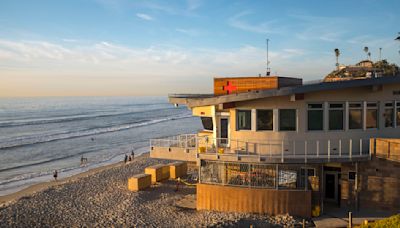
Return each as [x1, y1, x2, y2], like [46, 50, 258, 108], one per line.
[349, 139, 353, 160]
[369, 138, 373, 159]
[304, 141, 308, 163]
[206, 137, 208, 153]
[360, 139, 362, 156]
[339, 139, 342, 157]
[317, 140, 320, 157]
[281, 140, 284, 162]
[328, 140, 331, 162]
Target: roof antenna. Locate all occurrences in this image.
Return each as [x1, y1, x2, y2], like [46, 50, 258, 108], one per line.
[266, 38, 271, 76]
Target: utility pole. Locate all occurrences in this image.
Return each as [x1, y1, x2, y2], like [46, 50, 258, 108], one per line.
[379, 47, 382, 61]
[266, 38, 271, 76]
[396, 33, 400, 64]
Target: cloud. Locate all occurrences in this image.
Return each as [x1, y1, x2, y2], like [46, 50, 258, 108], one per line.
[187, 0, 202, 11]
[0, 38, 345, 97]
[136, 13, 153, 21]
[289, 13, 348, 42]
[175, 28, 201, 36]
[228, 11, 284, 34]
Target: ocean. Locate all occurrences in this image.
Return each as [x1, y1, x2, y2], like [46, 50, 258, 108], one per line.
[0, 97, 201, 196]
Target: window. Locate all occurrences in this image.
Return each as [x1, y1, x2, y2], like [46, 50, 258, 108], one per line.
[308, 103, 323, 131]
[237, 110, 251, 130]
[279, 109, 296, 131]
[299, 168, 316, 189]
[348, 171, 356, 181]
[366, 102, 378, 129]
[329, 103, 344, 130]
[349, 102, 363, 129]
[384, 102, 394, 127]
[256, 109, 273, 130]
[397, 102, 400, 127]
[201, 117, 213, 131]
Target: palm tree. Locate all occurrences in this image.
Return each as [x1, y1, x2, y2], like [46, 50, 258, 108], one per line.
[368, 52, 371, 60]
[364, 46, 369, 60]
[334, 48, 340, 69]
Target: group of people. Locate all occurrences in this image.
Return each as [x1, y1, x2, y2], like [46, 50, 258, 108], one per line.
[53, 150, 136, 182]
[124, 150, 135, 163]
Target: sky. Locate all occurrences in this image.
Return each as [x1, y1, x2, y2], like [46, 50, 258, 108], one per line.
[0, 0, 399, 97]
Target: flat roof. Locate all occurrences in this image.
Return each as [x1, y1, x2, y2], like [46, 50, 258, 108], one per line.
[169, 75, 400, 107]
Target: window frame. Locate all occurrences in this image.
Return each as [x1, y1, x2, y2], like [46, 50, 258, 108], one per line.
[348, 102, 363, 130]
[384, 101, 395, 128]
[236, 109, 252, 131]
[307, 103, 324, 131]
[328, 103, 344, 131]
[366, 102, 379, 129]
[348, 171, 356, 182]
[278, 109, 297, 131]
[256, 109, 274, 131]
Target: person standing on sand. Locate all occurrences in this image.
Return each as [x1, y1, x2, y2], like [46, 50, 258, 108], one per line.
[131, 150, 135, 161]
[124, 154, 128, 163]
[53, 170, 58, 181]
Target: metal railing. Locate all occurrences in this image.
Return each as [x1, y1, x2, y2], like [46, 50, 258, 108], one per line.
[150, 134, 371, 161]
[199, 160, 314, 190]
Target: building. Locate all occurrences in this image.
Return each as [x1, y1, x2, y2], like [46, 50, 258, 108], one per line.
[150, 75, 400, 217]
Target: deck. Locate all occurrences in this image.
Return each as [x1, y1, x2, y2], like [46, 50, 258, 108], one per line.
[150, 134, 372, 164]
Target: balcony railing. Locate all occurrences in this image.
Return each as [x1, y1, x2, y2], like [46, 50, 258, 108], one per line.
[150, 134, 371, 162]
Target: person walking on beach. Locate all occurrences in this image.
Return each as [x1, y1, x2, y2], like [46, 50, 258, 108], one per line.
[124, 154, 128, 164]
[131, 150, 135, 161]
[53, 170, 58, 181]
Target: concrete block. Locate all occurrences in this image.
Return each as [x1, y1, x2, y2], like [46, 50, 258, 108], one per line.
[145, 164, 170, 183]
[128, 173, 151, 191]
[169, 161, 187, 179]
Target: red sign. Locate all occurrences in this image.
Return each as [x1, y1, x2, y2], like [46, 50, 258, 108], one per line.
[223, 81, 237, 94]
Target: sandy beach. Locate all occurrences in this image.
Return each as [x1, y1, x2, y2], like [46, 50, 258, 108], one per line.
[0, 153, 311, 227]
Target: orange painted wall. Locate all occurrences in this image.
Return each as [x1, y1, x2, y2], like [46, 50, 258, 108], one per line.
[213, 76, 302, 95]
[196, 183, 312, 217]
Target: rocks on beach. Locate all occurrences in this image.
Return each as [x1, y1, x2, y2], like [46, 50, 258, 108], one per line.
[0, 153, 313, 227]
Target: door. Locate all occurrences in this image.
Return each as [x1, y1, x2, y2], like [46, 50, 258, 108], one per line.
[325, 173, 336, 199]
[324, 172, 339, 204]
[220, 118, 228, 146]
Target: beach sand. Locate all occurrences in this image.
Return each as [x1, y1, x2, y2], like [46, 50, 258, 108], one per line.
[0, 153, 311, 227]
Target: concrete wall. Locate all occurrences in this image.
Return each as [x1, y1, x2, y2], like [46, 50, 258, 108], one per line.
[341, 157, 400, 212]
[196, 183, 312, 217]
[150, 147, 197, 162]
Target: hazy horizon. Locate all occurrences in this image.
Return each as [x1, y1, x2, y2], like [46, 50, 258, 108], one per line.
[1, 0, 399, 97]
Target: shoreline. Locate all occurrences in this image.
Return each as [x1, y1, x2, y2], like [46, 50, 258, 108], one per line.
[0, 153, 145, 207]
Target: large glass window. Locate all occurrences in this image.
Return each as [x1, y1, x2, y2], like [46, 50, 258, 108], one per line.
[329, 103, 344, 130]
[384, 102, 394, 128]
[366, 102, 378, 129]
[307, 103, 323, 131]
[397, 102, 400, 127]
[237, 110, 251, 130]
[256, 109, 273, 130]
[279, 109, 296, 131]
[349, 102, 363, 129]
